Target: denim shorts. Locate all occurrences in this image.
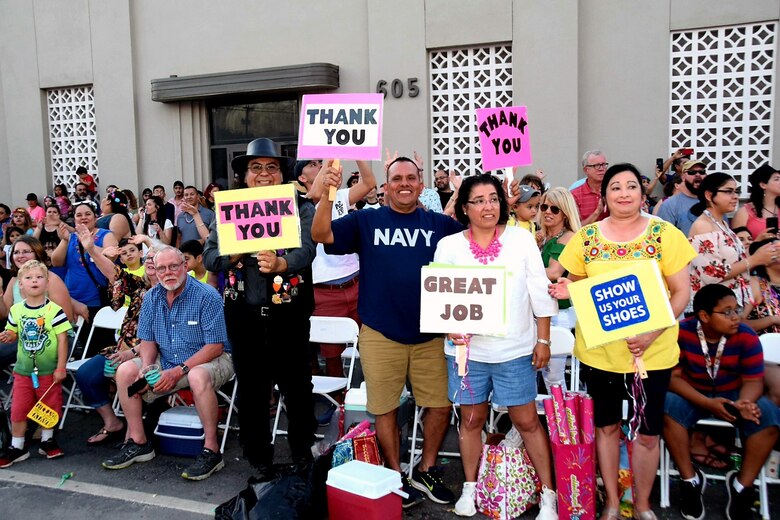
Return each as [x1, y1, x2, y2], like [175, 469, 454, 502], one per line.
[665, 389, 780, 439]
[446, 354, 538, 407]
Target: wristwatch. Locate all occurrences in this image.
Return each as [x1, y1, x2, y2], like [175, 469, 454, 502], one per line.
[536, 338, 552, 346]
[179, 363, 190, 375]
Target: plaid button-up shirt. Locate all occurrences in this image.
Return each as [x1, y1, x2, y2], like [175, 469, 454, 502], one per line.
[137, 276, 227, 370]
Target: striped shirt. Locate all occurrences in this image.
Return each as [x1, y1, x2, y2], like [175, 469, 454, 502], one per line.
[676, 318, 763, 393]
[137, 276, 227, 370]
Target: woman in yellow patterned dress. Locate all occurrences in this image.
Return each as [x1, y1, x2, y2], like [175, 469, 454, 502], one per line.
[549, 163, 696, 520]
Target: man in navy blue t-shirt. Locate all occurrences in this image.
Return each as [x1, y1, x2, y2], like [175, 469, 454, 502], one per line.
[312, 157, 462, 507]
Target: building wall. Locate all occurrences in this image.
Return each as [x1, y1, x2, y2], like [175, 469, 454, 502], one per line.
[579, 2, 671, 180]
[1, 0, 779, 205]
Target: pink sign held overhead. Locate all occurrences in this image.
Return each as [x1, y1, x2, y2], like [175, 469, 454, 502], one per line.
[476, 105, 532, 171]
[298, 93, 384, 161]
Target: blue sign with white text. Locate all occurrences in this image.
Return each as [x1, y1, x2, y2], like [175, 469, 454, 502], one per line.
[590, 274, 649, 332]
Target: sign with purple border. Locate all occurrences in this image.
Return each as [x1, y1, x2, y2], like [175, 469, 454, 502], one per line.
[298, 93, 383, 160]
[476, 105, 532, 171]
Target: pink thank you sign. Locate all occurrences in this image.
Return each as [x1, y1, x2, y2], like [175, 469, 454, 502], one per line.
[476, 105, 532, 171]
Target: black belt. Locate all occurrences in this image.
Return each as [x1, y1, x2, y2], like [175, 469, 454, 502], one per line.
[239, 303, 270, 317]
[315, 275, 359, 290]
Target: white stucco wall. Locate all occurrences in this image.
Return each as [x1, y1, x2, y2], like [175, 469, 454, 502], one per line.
[1, 0, 780, 206]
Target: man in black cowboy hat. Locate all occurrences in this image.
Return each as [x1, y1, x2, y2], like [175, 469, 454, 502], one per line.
[203, 138, 317, 472]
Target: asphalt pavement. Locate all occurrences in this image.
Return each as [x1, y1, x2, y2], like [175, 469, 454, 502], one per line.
[0, 385, 776, 519]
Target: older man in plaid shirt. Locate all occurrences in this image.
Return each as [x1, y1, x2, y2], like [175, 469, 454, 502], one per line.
[102, 246, 233, 481]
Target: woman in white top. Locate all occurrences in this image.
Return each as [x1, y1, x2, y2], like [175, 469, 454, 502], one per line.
[137, 195, 172, 245]
[434, 174, 558, 519]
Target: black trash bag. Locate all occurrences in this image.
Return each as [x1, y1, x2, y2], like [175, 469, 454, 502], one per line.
[215, 452, 333, 520]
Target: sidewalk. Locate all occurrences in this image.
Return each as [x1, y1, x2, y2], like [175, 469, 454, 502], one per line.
[0, 401, 775, 519]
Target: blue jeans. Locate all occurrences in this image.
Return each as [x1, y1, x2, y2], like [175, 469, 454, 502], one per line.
[665, 389, 780, 439]
[75, 354, 111, 408]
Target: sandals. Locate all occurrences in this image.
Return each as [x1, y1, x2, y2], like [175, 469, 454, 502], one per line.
[87, 425, 125, 446]
[690, 434, 730, 469]
[633, 510, 658, 520]
[600, 508, 621, 520]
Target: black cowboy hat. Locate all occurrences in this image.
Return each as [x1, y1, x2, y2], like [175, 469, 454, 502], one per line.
[231, 138, 293, 182]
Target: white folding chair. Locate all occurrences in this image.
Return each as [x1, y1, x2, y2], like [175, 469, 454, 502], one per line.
[272, 316, 359, 443]
[59, 307, 127, 429]
[488, 326, 578, 432]
[660, 332, 780, 520]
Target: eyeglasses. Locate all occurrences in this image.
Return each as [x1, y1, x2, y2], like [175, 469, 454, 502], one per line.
[686, 169, 706, 176]
[248, 163, 281, 175]
[12, 249, 33, 256]
[716, 188, 742, 196]
[711, 306, 743, 318]
[467, 197, 500, 208]
[154, 262, 184, 274]
[540, 203, 561, 215]
[585, 163, 609, 170]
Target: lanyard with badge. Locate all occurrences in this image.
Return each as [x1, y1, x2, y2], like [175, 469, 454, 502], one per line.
[696, 321, 727, 390]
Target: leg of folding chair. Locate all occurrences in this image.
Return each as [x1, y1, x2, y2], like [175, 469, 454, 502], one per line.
[759, 465, 770, 520]
[219, 381, 238, 454]
[659, 438, 670, 508]
[271, 395, 285, 444]
[407, 405, 422, 477]
[59, 379, 79, 430]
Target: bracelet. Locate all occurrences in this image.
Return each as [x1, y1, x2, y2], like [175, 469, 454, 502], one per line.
[198, 223, 207, 228]
[745, 256, 751, 275]
[536, 338, 551, 346]
[54, 368, 66, 373]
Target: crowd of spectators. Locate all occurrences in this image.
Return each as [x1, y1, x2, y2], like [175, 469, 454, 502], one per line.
[0, 145, 779, 520]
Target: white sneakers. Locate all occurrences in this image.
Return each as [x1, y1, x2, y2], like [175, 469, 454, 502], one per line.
[536, 486, 558, 520]
[455, 482, 556, 519]
[454, 481, 477, 517]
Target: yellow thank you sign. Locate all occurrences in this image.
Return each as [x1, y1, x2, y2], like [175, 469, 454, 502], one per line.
[214, 185, 301, 256]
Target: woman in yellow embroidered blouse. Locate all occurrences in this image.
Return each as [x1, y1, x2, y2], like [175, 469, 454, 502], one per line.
[550, 163, 696, 520]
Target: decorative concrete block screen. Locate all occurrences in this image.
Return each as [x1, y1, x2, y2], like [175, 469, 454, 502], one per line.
[47, 85, 99, 191]
[670, 22, 776, 189]
[429, 44, 513, 176]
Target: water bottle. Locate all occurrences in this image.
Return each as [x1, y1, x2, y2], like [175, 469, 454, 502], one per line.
[730, 450, 742, 471]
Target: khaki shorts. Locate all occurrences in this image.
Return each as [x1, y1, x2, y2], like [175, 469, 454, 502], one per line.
[131, 352, 234, 403]
[359, 325, 449, 415]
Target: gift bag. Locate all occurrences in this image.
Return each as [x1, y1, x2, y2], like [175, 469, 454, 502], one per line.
[331, 430, 382, 468]
[552, 442, 596, 520]
[617, 428, 634, 518]
[475, 443, 540, 519]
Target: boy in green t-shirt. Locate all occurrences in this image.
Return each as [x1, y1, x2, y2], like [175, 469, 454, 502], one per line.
[0, 260, 72, 467]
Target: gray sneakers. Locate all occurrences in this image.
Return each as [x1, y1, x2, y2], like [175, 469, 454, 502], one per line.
[181, 448, 224, 481]
[101, 439, 155, 470]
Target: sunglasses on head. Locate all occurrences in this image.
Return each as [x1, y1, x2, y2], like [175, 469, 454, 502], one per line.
[540, 203, 561, 215]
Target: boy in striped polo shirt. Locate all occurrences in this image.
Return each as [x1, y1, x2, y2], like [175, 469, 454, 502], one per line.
[663, 284, 780, 520]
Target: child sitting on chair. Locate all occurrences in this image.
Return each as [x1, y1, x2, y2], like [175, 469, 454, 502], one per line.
[0, 259, 71, 467]
[663, 284, 780, 520]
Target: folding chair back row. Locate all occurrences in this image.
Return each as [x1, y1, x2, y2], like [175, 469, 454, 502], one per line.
[60, 307, 127, 429]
